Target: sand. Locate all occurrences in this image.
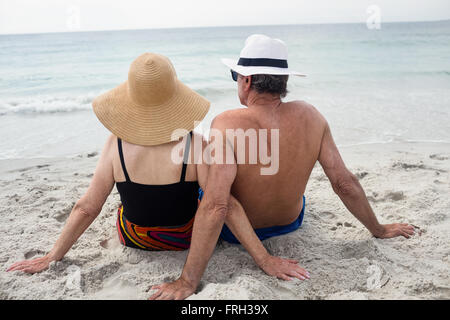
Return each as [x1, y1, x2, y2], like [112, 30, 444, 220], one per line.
[0, 141, 449, 300]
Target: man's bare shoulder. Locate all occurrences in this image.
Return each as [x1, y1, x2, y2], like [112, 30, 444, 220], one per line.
[286, 100, 325, 119]
[285, 100, 327, 128]
[211, 108, 252, 129]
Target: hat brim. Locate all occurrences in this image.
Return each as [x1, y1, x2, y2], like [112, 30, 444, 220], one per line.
[221, 58, 306, 77]
[92, 80, 210, 146]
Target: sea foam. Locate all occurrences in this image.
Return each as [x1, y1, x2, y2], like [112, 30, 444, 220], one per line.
[0, 93, 99, 115]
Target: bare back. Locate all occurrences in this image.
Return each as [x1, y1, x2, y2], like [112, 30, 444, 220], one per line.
[217, 101, 326, 228]
[112, 138, 198, 185]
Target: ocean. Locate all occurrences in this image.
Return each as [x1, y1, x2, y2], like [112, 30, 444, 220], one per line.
[1, 21, 449, 160]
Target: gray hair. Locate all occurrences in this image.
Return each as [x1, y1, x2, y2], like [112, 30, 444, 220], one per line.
[250, 74, 289, 98]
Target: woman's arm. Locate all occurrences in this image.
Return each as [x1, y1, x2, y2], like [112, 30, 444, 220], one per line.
[7, 135, 116, 273]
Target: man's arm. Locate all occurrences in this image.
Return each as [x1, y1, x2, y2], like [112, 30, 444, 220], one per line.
[149, 118, 237, 300]
[199, 128, 309, 281]
[190, 134, 309, 284]
[179, 158, 236, 290]
[318, 121, 415, 239]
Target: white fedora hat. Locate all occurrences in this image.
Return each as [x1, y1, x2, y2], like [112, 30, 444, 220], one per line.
[221, 34, 306, 77]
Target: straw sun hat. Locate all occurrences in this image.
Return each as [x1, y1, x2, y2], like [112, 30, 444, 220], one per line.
[93, 53, 210, 146]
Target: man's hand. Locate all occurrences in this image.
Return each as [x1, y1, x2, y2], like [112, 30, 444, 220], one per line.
[374, 223, 416, 239]
[7, 254, 53, 274]
[258, 255, 310, 281]
[149, 277, 196, 300]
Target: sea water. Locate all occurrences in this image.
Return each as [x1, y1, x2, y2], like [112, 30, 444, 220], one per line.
[1, 21, 449, 159]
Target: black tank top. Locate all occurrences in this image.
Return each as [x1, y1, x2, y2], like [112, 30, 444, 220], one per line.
[115, 132, 200, 227]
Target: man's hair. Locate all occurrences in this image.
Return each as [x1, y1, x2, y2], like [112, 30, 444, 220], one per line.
[250, 74, 289, 98]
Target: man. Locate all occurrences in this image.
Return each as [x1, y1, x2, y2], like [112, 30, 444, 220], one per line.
[150, 34, 416, 300]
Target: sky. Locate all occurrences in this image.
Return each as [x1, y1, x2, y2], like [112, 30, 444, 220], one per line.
[0, 0, 449, 35]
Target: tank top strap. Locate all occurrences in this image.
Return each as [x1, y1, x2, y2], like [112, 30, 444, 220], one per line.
[117, 138, 131, 182]
[180, 132, 192, 183]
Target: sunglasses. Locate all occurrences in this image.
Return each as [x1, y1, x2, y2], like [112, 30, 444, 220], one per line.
[230, 70, 239, 82]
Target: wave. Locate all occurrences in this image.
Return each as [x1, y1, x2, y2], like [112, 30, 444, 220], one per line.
[338, 138, 450, 148]
[403, 70, 450, 77]
[192, 85, 236, 98]
[0, 93, 99, 115]
[0, 85, 238, 116]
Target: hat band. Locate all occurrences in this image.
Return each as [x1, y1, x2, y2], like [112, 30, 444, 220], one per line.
[237, 57, 288, 68]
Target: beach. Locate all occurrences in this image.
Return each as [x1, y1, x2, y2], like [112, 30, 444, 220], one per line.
[1, 141, 449, 300]
[1, 20, 449, 300]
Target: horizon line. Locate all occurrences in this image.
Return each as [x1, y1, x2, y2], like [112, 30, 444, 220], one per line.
[1, 18, 449, 37]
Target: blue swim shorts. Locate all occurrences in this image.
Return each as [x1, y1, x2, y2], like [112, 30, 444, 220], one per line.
[198, 188, 305, 244]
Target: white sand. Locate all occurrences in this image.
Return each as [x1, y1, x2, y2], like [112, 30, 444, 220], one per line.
[0, 142, 449, 300]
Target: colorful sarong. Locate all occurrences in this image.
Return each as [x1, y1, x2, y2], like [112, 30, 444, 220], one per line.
[116, 206, 195, 251]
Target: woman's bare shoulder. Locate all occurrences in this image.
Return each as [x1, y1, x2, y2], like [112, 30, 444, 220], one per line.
[98, 134, 117, 162]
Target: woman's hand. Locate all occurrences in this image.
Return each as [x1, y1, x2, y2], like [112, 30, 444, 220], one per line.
[7, 254, 53, 274]
[258, 255, 310, 281]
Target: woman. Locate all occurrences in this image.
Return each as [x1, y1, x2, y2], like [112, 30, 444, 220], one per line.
[7, 53, 306, 289]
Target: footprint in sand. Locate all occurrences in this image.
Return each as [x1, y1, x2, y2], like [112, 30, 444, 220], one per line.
[100, 237, 120, 250]
[393, 162, 426, 170]
[321, 211, 336, 219]
[394, 161, 447, 173]
[82, 262, 122, 289]
[344, 222, 356, 228]
[385, 191, 406, 201]
[429, 154, 449, 161]
[24, 249, 45, 259]
[335, 222, 356, 228]
[53, 205, 73, 222]
[54, 212, 70, 222]
[17, 164, 49, 172]
[8, 194, 20, 202]
[92, 273, 141, 300]
[356, 171, 369, 179]
[369, 191, 406, 203]
[100, 239, 110, 249]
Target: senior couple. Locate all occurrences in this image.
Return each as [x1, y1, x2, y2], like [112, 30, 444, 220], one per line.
[8, 34, 415, 299]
